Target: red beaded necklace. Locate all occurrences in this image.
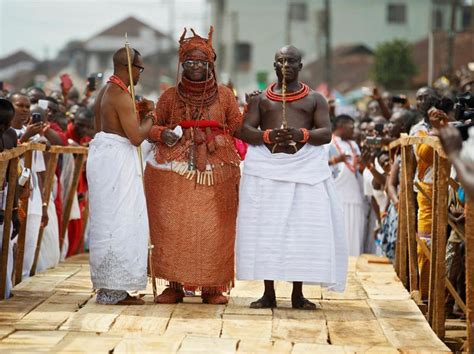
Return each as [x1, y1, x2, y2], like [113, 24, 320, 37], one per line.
[265, 82, 310, 102]
[107, 75, 129, 93]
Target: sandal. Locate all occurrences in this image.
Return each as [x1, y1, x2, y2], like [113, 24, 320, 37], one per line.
[154, 287, 184, 304]
[202, 293, 228, 305]
[291, 296, 317, 310]
[250, 295, 277, 309]
[116, 294, 145, 305]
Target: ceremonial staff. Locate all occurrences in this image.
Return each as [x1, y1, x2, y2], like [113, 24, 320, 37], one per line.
[273, 60, 297, 153]
[124, 33, 158, 298]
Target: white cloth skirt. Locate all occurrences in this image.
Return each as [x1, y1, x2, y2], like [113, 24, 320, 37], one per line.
[87, 132, 148, 291]
[236, 174, 348, 292]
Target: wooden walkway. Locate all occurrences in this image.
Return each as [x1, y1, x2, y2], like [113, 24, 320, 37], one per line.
[0, 254, 450, 353]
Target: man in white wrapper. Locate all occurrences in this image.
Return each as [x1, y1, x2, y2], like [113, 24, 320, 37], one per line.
[237, 46, 348, 310]
[328, 115, 366, 256]
[87, 47, 154, 305]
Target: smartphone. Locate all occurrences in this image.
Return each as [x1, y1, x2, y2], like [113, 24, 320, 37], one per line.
[87, 77, 96, 91]
[31, 113, 42, 124]
[392, 95, 407, 104]
[60, 74, 73, 91]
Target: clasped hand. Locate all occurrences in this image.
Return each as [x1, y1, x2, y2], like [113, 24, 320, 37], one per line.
[267, 128, 303, 145]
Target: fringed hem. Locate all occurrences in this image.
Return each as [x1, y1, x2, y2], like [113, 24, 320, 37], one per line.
[149, 161, 240, 186]
[157, 278, 234, 294]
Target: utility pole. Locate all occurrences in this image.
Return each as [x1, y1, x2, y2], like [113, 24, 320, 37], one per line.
[324, 0, 332, 93]
[286, 0, 292, 44]
[446, 0, 457, 80]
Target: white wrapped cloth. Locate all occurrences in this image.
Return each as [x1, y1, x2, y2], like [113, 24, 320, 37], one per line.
[236, 144, 348, 292]
[87, 132, 148, 291]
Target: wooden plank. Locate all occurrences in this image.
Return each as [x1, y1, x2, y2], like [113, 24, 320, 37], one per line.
[15, 302, 83, 330]
[59, 153, 85, 251]
[49, 145, 88, 154]
[326, 320, 390, 346]
[322, 274, 367, 300]
[59, 299, 126, 332]
[0, 157, 19, 299]
[0, 326, 14, 340]
[272, 308, 327, 343]
[30, 152, 59, 276]
[165, 303, 224, 337]
[321, 300, 376, 321]
[224, 296, 272, 316]
[0, 295, 46, 325]
[355, 254, 394, 272]
[465, 196, 474, 353]
[237, 339, 293, 354]
[221, 314, 272, 340]
[0, 330, 67, 352]
[178, 335, 238, 353]
[114, 334, 184, 353]
[0, 145, 28, 162]
[357, 272, 410, 300]
[54, 275, 93, 293]
[51, 331, 122, 353]
[376, 318, 451, 353]
[110, 301, 174, 334]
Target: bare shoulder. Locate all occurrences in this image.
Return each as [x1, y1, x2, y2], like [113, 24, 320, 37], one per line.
[307, 90, 327, 102]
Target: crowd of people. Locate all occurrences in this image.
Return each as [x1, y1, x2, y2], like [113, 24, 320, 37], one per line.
[0, 29, 473, 314]
[0, 81, 94, 298]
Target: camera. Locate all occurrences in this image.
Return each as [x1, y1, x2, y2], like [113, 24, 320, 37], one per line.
[454, 92, 474, 122]
[87, 77, 96, 92]
[366, 136, 383, 146]
[450, 92, 474, 140]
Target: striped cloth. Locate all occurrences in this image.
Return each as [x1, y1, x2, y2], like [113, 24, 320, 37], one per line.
[236, 144, 348, 292]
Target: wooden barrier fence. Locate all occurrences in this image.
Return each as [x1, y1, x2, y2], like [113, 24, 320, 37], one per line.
[390, 134, 473, 352]
[0, 143, 88, 300]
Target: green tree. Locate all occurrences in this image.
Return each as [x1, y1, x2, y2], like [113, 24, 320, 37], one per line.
[371, 39, 417, 90]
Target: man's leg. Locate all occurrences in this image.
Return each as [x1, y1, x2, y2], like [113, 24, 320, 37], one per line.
[250, 280, 277, 308]
[292, 282, 316, 310]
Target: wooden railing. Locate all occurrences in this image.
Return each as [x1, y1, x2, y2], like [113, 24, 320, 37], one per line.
[389, 134, 473, 352]
[0, 143, 88, 300]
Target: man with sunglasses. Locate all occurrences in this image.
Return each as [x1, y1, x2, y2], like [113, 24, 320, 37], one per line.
[145, 27, 242, 305]
[87, 47, 155, 305]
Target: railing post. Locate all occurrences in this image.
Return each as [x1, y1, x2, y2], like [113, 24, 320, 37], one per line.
[465, 195, 474, 353]
[397, 143, 408, 287]
[0, 157, 19, 299]
[428, 152, 450, 338]
[59, 154, 85, 252]
[402, 145, 419, 295]
[13, 150, 33, 285]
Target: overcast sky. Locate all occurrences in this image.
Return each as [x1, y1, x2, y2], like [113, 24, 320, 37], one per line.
[0, 0, 208, 60]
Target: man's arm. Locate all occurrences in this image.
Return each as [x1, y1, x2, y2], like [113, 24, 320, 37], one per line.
[115, 91, 153, 147]
[308, 93, 332, 146]
[93, 86, 106, 134]
[238, 94, 266, 145]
